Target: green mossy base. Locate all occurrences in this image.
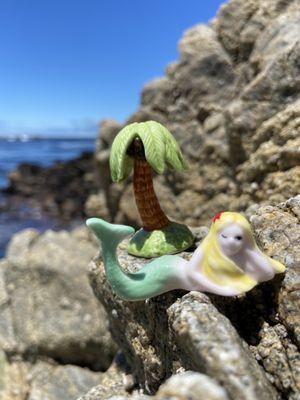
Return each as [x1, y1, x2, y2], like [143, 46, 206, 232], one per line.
[127, 221, 195, 258]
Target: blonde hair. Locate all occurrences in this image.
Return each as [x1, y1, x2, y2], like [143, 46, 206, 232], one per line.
[200, 212, 285, 292]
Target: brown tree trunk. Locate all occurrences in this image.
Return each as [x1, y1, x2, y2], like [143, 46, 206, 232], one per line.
[133, 158, 170, 231]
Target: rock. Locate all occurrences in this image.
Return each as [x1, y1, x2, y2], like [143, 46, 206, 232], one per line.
[154, 371, 229, 400]
[249, 196, 300, 349]
[0, 0, 298, 231]
[0, 225, 116, 370]
[215, 0, 290, 61]
[0, 352, 30, 400]
[0, 353, 108, 400]
[76, 357, 144, 400]
[88, 196, 300, 399]
[85, 192, 110, 220]
[0, 225, 119, 398]
[88, 229, 207, 394]
[256, 323, 300, 396]
[2, 0, 298, 232]
[77, 361, 219, 400]
[28, 361, 103, 400]
[90, 0, 300, 228]
[106, 397, 146, 400]
[2, 0, 300, 397]
[93, 120, 124, 222]
[168, 292, 277, 400]
[2, 151, 96, 222]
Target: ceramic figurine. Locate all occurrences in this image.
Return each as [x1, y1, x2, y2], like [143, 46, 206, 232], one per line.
[109, 120, 194, 258]
[86, 211, 285, 301]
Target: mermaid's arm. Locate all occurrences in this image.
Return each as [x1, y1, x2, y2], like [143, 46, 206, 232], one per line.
[243, 248, 275, 282]
[185, 247, 240, 296]
[190, 270, 241, 296]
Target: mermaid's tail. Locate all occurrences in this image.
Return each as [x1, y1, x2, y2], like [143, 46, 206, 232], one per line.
[86, 218, 184, 301]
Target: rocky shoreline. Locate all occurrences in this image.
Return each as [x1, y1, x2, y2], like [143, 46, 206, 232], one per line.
[0, 151, 97, 258]
[0, 0, 300, 398]
[0, 196, 298, 399]
[1, 151, 96, 223]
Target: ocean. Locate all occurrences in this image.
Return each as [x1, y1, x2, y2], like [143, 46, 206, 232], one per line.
[0, 138, 95, 188]
[0, 138, 95, 258]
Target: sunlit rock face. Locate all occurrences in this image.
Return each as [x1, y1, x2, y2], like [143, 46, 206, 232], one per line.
[90, 0, 300, 228]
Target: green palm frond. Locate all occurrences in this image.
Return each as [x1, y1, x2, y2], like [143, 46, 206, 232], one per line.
[109, 123, 138, 182]
[109, 120, 188, 182]
[161, 125, 189, 171]
[136, 122, 165, 174]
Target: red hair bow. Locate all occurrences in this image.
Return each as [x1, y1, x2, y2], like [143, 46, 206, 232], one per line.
[213, 212, 223, 222]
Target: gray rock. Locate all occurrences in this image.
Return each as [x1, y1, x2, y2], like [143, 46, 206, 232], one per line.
[0, 354, 106, 400]
[3, 0, 300, 398]
[88, 196, 300, 399]
[154, 371, 229, 400]
[106, 397, 147, 400]
[249, 196, 300, 348]
[88, 230, 205, 394]
[256, 323, 300, 397]
[88, 0, 300, 228]
[0, 353, 30, 400]
[27, 362, 103, 400]
[0, 225, 116, 370]
[76, 361, 142, 400]
[168, 293, 277, 400]
[78, 369, 225, 400]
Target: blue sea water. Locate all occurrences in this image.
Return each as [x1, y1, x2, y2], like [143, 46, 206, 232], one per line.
[0, 138, 95, 188]
[0, 137, 95, 258]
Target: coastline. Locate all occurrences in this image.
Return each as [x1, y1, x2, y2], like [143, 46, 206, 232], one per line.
[0, 138, 96, 258]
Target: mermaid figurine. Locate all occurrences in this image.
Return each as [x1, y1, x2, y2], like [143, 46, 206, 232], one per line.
[86, 212, 285, 301]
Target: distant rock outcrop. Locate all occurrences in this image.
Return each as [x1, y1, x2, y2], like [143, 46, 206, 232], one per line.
[3, 151, 96, 222]
[90, 0, 300, 227]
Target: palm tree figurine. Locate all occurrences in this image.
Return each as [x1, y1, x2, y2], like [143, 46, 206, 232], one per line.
[109, 120, 194, 258]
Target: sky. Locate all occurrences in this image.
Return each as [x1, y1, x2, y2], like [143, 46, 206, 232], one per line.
[0, 0, 225, 138]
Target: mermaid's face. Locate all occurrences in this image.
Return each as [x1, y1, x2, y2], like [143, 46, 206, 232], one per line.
[217, 224, 245, 256]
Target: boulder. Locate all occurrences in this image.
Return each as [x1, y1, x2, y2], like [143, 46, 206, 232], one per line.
[0, 351, 119, 400]
[0, 225, 116, 370]
[88, 196, 300, 399]
[154, 371, 229, 400]
[89, 0, 300, 228]
[77, 371, 229, 400]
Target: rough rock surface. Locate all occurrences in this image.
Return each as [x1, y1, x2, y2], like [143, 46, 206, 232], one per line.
[78, 355, 142, 400]
[77, 356, 142, 400]
[153, 371, 229, 400]
[88, 196, 300, 399]
[0, 226, 117, 399]
[0, 350, 123, 400]
[89, 0, 300, 227]
[0, 361, 103, 400]
[78, 371, 229, 400]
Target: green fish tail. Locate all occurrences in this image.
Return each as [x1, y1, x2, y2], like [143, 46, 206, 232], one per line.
[86, 218, 183, 301]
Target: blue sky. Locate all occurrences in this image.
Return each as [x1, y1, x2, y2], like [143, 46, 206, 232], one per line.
[0, 0, 224, 137]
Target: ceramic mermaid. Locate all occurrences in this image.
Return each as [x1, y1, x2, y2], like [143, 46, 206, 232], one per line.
[87, 212, 285, 301]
